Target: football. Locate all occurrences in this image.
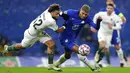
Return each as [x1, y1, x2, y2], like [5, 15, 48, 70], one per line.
[78, 44, 90, 56]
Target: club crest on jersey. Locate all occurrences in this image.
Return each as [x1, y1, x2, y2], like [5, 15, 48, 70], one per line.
[81, 21, 85, 24]
[72, 18, 75, 20]
[72, 24, 79, 30]
[65, 39, 68, 43]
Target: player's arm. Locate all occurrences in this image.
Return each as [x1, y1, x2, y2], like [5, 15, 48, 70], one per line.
[56, 22, 67, 33]
[113, 15, 123, 30]
[60, 9, 74, 21]
[55, 26, 65, 33]
[95, 8, 106, 30]
[92, 12, 102, 30]
[87, 16, 98, 32]
[108, 15, 122, 30]
[60, 11, 69, 21]
[108, 23, 122, 30]
[115, 8, 126, 23]
[48, 21, 65, 33]
[93, 12, 101, 24]
[118, 13, 126, 23]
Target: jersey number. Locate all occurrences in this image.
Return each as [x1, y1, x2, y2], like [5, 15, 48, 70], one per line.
[33, 19, 43, 30]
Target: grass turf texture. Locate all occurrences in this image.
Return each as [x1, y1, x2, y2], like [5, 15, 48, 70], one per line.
[0, 67, 129, 73]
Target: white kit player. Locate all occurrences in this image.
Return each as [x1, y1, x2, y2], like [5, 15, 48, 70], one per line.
[93, 4, 125, 65]
[3, 4, 65, 71]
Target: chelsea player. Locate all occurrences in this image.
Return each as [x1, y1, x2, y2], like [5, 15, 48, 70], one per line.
[54, 4, 101, 72]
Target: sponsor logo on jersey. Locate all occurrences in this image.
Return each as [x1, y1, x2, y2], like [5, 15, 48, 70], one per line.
[72, 24, 79, 30]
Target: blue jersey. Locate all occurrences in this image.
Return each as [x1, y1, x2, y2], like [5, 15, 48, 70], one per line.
[60, 9, 96, 41]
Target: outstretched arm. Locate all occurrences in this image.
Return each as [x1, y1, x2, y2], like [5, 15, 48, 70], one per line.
[56, 26, 66, 33]
[118, 13, 126, 23]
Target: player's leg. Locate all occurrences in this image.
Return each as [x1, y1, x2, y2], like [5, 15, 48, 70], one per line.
[54, 50, 72, 67]
[68, 43, 101, 71]
[44, 40, 61, 70]
[105, 49, 111, 65]
[112, 30, 126, 67]
[54, 39, 74, 68]
[95, 42, 106, 63]
[103, 35, 112, 66]
[77, 54, 101, 72]
[114, 44, 126, 67]
[94, 33, 107, 63]
[3, 30, 36, 55]
[39, 32, 60, 71]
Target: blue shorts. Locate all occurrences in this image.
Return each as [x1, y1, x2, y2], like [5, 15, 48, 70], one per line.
[60, 39, 76, 52]
[111, 30, 120, 45]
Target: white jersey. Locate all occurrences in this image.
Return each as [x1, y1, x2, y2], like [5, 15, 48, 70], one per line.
[21, 9, 58, 48]
[93, 12, 122, 35]
[28, 9, 58, 36]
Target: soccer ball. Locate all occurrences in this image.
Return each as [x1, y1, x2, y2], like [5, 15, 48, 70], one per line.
[78, 44, 90, 56]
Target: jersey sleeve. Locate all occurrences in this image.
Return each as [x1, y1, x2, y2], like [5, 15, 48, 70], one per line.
[63, 9, 74, 16]
[93, 12, 101, 24]
[48, 21, 58, 31]
[87, 16, 97, 29]
[93, 12, 102, 30]
[60, 9, 74, 21]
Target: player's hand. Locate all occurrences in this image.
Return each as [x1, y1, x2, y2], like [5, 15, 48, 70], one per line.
[90, 27, 97, 32]
[56, 27, 65, 33]
[108, 24, 112, 29]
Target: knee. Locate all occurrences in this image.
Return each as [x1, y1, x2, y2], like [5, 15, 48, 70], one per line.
[99, 45, 105, 49]
[99, 45, 106, 52]
[99, 42, 105, 49]
[46, 41, 55, 49]
[49, 43, 55, 49]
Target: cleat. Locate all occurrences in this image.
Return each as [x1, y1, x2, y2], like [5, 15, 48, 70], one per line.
[48, 64, 61, 71]
[53, 62, 60, 68]
[99, 64, 103, 68]
[91, 68, 100, 72]
[53, 62, 62, 71]
[95, 63, 101, 72]
[120, 63, 124, 67]
[90, 63, 101, 72]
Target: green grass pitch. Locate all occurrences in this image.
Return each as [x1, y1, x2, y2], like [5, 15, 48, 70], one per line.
[0, 67, 129, 73]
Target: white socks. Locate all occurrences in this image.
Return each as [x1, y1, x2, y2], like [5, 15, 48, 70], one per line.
[77, 54, 95, 69]
[116, 48, 125, 63]
[55, 54, 68, 66]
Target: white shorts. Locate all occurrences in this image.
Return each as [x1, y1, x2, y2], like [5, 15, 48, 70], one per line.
[98, 31, 112, 48]
[21, 29, 52, 48]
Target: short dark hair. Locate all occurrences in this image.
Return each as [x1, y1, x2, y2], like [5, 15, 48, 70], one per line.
[81, 4, 90, 13]
[107, 4, 114, 8]
[48, 4, 60, 12]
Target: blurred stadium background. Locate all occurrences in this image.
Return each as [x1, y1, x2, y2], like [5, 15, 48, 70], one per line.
[0, 0, 130, 67]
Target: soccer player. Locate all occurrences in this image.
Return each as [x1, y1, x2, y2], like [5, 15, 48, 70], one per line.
[54, 4, 100, 72]
[93, 4, 125, 67]
[2, 4, 65, 70]
[94, 0, 127, 67]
